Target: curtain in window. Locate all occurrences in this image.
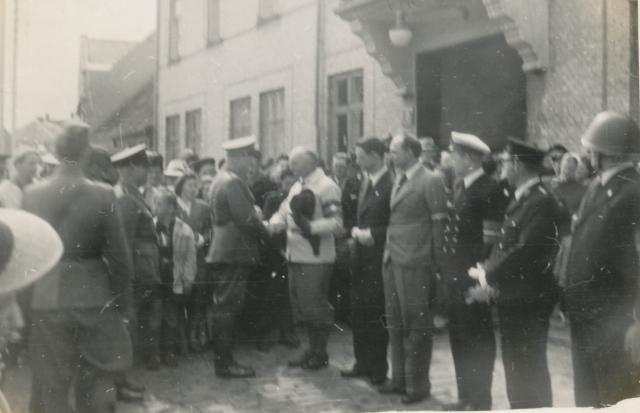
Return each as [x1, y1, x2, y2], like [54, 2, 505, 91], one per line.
[230, 98, 251, 139]
[259, 89, 285, 159]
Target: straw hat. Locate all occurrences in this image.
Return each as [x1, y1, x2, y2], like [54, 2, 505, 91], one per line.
[0, 209, 64, 296]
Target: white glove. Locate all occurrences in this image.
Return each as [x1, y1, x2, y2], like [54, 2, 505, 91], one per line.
[465, 285, 495, 305]
[468, 263, 487, 288]
[351, 227, 374, 247]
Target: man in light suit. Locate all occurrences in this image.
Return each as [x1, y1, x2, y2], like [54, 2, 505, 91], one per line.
[378, 133, 448, 405]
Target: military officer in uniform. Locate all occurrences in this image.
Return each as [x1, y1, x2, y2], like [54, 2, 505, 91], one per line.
[565, 111, 640, 407]
[442, 132, 503, 411]
[469, 138, 566, 409]
[112, 145, 163, 370]
[341, 137, 392, 385]
[25, 122, 134, 412]
[206, 136, 269, 378]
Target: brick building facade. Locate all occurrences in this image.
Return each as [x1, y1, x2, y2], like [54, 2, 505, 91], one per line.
[157, 0, 639, 161]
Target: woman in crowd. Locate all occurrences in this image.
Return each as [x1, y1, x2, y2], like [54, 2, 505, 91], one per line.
[174, 173, 214, 352]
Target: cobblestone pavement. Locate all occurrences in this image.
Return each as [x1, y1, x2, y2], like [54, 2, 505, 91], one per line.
[4, 315, 575, 412]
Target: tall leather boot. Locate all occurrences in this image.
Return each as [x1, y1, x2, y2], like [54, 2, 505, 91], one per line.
[302, 325, 329, 370]
[287, 324, 314, 367]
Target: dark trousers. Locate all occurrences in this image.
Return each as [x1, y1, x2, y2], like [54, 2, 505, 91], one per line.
[569, 313, 640, 407]
[329, 237, 352, 324]
[209, 263, 251, 368]
[29, 309, 132, 413]
[351, 260, 388, 381]
[498, 301, 554, 409]
[447, 296, 495, 410]
[383, 261, 433, 397]
[134, 283, 163, 362]
[162, 290, 189, 356]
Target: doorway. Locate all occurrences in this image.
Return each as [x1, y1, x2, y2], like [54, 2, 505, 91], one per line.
[416, 34, 527, 149]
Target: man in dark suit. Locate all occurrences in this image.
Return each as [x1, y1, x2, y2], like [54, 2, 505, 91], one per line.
[379, 133, 448, 405]
[341, 137, 392, 385]
[25, 122, 134, 413]
[112, 145, 163, 370]
[565, 111, 640, 407]
[469, 138, 565, 409]
[205, 136, 269, 378]
[442, 132, 503, 411]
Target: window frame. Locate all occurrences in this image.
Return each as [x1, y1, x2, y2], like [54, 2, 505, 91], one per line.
[185, 109, 203, 152]
[229, 96, 252, 139]
[259, 88, 286, 158]
[328, 69, 364, 154]
[165, 114, 181, 160]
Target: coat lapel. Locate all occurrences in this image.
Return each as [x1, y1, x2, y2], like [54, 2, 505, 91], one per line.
[390, 167, 421, 210]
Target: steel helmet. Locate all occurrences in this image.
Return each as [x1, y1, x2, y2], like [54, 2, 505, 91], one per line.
[581, 111, 640, 156]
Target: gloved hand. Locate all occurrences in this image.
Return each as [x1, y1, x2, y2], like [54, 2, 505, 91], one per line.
[468, 263, 487, 287]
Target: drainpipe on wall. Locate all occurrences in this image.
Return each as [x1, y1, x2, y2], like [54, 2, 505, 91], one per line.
[314, 0, 325, 158]
[602, 0, 608, 110]
[0, 0, 5, 140]
[153, 0, 161, 151]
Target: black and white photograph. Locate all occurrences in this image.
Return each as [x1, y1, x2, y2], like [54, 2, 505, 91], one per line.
[1, 0, 640, 412]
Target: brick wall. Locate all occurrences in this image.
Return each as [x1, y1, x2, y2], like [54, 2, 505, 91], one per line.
[529, 0, 633, 151]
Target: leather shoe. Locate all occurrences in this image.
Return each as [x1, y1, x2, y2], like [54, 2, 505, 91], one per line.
[278, 332, 300, 348]
[116, 377, 146, 393]
[370, 375, 387, 385]
[301, 352, 329, 370]
[340, 367, 368, 378]
[288, 350, 313, 368]
[146, 354, 161, 371]
[401, 392, 429, 405]
[116, 386, 144, 403]
[377, 382, 405, 395]
[443, 402, 473, 411]
[216, 362, 256, 379]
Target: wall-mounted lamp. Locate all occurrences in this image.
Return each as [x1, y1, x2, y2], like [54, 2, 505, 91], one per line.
[389, 10, 413, 47]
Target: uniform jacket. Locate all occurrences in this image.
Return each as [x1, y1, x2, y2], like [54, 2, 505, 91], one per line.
[384, 164, 448, 268]
[565, 166, 640, 320]
[485, 179, 565, 304]
[270, 167, 344, 264]
[178, 198, 213, 250]
[23, 169, 133, 312]
[442, 173, 506, 295]
[115, 182, 161, 286]
[206, 169, 268, 265]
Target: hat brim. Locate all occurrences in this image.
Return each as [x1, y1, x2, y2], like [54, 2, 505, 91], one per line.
[0, 209, 64, 296]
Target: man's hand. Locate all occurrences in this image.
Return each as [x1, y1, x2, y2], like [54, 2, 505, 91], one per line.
[468, 263, 487, 287]
[351, 227, 375, 247]
[625, 321, 640, 365]
[465, 285, 496, 305]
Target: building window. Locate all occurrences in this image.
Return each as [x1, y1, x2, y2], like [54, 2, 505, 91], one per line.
[258, 0, 279, 22]
[329, 70, 364, 153]
[206, 0, 221, 44]
[260, 89, 285, 158]
[185, 109, 202, 152]
[165, 114, 180, 160]
[169, 0, 180, 62]
[230, 97, 251, 139]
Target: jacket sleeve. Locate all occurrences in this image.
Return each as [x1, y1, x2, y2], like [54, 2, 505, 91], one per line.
[227, 178, 268, 239]
[309, 181, 344, 236]
[103, 190, 134, 315]
[426, 173, 448, 269]
[485, 197, 557, 286]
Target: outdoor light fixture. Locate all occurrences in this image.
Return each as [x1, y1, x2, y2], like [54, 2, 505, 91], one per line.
[389, 10, 412, 47]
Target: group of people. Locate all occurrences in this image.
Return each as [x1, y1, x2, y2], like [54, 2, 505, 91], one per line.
[2, 109, 640, 412]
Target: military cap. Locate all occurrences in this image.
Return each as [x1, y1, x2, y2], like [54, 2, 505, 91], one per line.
[506, 137, 546, 167]
[451, 131, 491, 155]
[223, 136, 256, 155]
[164, 159, 188, 178]
[356, 136, 387, 158]
[111, 143, 148, 166]
[190, 157, 216, 173]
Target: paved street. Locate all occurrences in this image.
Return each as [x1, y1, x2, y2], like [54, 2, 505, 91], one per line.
[5, 314, 575, 412]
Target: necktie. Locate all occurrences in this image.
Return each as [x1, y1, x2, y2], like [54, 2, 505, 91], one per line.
[393, 173, 407, 198]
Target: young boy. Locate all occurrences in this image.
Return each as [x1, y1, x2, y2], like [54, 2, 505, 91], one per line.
[154, 190, 197, 367]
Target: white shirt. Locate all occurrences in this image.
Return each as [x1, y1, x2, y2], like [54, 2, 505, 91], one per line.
[369, 166, 388, 187]
[514, 177, 540, 201]
[463, 168, 485, 189]
[600, 162, 635, 186]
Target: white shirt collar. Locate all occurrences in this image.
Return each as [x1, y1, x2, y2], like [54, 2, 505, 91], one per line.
[369, 166, 388, 187]
[401, 161, 422, 181]
[463, 169, 484, 189]
[600, 162, 635, 186]
[514, 177, 540, 201]
[177, 197, 191, 213]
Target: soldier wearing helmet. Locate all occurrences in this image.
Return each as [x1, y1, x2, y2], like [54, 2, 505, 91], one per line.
[565, 111, 640, 407]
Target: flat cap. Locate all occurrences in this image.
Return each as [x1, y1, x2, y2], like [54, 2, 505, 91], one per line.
[164, 159, 189, 178]
[356, 137, 387, 158]
[222, 136, 256, 155]
[191, 157, 216, 172]
[111, 143, 148, 166]
[451, 131, 491, 155]
[506, 137, 546, 167]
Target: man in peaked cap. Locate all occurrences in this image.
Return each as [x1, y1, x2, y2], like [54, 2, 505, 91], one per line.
[468, 137, 567, 409]
[206, 136, 269, 378]
[191, 157, 217, 179]
[565, 111, 640, 407]
[24, 121, 134, 412]
[112, 144, 164, 371]
[440, 131, 505, 411]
